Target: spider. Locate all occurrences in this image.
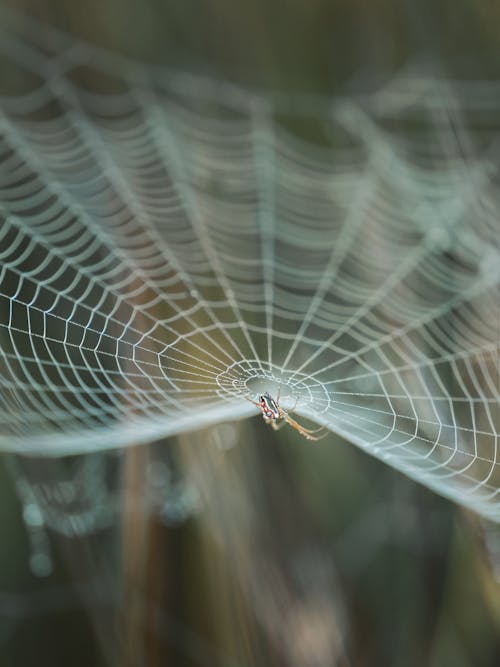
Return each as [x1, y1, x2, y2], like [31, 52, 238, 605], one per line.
[244, 388, 328, 441]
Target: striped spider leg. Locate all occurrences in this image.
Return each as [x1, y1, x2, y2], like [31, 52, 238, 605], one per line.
[244, 388, 327, 441]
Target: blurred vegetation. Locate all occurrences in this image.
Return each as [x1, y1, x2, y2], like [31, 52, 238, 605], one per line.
[0, 1, 499, 666]
[1, 420, 499, 666]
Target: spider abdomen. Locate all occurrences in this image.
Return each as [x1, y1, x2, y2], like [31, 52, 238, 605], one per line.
[259, 392, 280, 420]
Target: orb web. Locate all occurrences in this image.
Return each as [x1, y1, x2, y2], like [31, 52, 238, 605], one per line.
[0, 10, 499, 521]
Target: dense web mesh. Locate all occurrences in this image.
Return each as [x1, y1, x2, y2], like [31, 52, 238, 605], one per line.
[0, 11, 499, 523]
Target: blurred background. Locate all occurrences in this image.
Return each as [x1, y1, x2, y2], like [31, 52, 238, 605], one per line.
[0, 1, 499, 666]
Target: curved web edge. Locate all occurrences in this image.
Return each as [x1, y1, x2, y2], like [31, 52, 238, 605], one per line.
[0, 11, 499, 521]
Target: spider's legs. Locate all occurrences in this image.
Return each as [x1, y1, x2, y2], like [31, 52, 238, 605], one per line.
[284, 415, 328, 441]
[276, 384, 298, 414]
[271, 418, 287, 431]
[243, 395, 261, 408]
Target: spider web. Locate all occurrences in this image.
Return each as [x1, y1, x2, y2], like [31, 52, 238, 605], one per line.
[0, 12, 499, 522]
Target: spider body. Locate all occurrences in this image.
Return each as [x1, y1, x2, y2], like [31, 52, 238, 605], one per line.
[259, 392, 280, 421]
[245, 389, 327, 441]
